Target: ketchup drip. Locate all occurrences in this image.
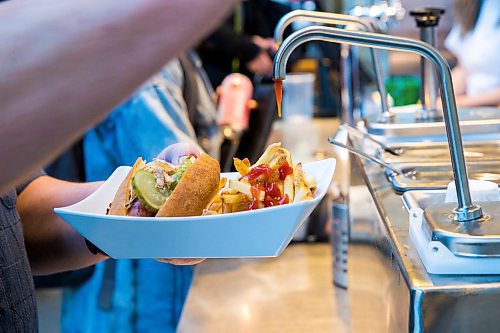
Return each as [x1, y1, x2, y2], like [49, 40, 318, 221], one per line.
[278, 161, 293, 180]
[265, 194, 290, 207]
[249, 185, 265, 210]
[245, 165, 273, 181]
[266, 183, 281, 198]
[274, 79, 283, 118]
[246, 163, 291, 210]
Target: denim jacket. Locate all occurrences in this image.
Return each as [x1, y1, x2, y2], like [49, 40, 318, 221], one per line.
[62, 59, 216, 333]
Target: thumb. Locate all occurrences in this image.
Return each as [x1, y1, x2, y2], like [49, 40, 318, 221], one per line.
[157, 142, 202, 165]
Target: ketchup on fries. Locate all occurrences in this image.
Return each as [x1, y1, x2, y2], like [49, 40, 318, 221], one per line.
[205, 143, 317, 215]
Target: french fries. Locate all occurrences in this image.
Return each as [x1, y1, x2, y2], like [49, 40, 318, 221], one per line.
[228, 179, 265, 201]
[233, 158, 251, 176]
[221, 193, 249, 204]
[251, 143, 281, 167]
[283, 174, 294, 202]
[204, 142, 317, 215]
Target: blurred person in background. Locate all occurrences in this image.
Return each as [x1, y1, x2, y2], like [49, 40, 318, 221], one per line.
[58, 53, 220, 333]
[445, 0, 500, 108]
[197, 0, 291, 87]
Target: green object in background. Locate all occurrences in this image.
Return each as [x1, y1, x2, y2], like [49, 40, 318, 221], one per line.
[385, 75, 421, 106]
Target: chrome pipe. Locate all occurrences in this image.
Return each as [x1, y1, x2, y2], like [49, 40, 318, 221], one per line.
[340, 44, 354, 125]
[410, 8, 446, 121]
[419, 26, 439, 114]
[274, 26, 483, 222]
[341, 124, 401, 156]
[328, 137, 404, 175]
[274, 10, 375, 44]
[274, 10, 391, 120]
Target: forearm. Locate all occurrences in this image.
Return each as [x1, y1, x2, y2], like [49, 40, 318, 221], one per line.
[456, 88, 500, 108]
[0, 0, 236, 195]
[17, 176, 105, 275]
[451, 65, 467, 96]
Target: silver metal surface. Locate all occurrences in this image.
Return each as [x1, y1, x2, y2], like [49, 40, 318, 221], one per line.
[386, 161, 500, 192]
[273, 25, 483, 221]
[351, 146, 500, 332]
[425, 202, 500, 257]
[332, 203, 349, 288]
[410, 7, 445, 121]
[273, 10, 391, 120]
[366, 107, 500, 138]
[340, 43, 356, 125]
[379, 141, 500, 164]
[342, 124, 401, 156]
[418, 26, 440, 120]
[403, 191, 500, 258]
[274, 10, 376, 44]
[328, 137, 404, 175]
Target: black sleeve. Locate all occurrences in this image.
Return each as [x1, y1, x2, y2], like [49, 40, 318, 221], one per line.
[244, 0, 292, 38]
[201, 23, 261, 64]
[16, 170, 46, 195]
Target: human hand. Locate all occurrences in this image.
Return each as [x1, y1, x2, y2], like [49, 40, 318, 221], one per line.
[156, 142, 205, 266]
[157, 142, 202, 165]
[251, 35, 277, 53]
[246, 51, 273, 77]
[156, 258, 205, 265]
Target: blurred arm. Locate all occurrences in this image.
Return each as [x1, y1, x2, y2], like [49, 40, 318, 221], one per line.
[451, 64, 500, 107]
[456, 88, 500, 108]
[16, 176, 105, 275]
[0, 0, 236, 195]
[451, 65, 467, 96]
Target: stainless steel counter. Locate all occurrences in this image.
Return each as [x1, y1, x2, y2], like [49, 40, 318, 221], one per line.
[350, 137, 500, 333]
[178, 243, 396, 333]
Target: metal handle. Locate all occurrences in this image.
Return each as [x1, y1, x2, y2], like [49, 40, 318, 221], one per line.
[328, 137, 403, 175]
[411, 8, 446, 119]
[274, 10, 390, 120]
[341, 124, 400, 156]
[274, 10, 376, 44]
[274, 26, 483, 222]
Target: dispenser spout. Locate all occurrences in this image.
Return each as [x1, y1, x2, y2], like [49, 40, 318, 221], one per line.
[273, 10, 390, 120]
[273, 26, 483, 222]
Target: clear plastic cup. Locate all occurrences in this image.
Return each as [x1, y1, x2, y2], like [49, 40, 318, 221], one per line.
[282, 73, 315, 121]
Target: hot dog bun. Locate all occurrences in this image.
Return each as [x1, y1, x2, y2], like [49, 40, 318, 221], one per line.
[108, 157, 146, 216]
[156, 154, 220, 217]
[107, 154, 220, 218]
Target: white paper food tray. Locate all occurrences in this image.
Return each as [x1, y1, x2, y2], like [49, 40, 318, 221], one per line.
[54, 158, 336, 259]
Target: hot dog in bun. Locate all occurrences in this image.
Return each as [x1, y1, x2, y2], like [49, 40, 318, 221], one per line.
[108, 154, 220, 218]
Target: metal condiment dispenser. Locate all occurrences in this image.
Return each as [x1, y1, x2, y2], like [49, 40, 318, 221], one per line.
[274, 25, 500, 263]
[410, 7, 445, 121]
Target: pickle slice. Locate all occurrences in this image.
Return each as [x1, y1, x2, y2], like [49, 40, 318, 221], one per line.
[170, 157, 193, 188]
[132, 169, 169, 213]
